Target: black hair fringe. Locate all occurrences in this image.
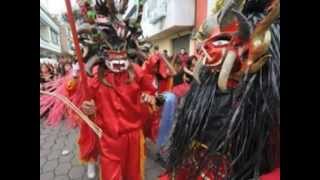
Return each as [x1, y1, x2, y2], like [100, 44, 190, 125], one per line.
[166, 9, 280, 179]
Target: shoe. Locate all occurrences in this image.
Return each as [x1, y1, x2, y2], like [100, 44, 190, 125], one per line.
[87, 163, 96, 179]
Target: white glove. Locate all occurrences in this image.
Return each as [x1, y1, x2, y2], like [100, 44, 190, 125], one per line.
[72, 63, 80, 77]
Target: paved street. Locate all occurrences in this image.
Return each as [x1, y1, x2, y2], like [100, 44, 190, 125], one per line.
[40, 119, 164, 180]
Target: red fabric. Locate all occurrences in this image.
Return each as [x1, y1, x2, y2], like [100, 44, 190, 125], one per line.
[260, 168, 280, 180]
[172, 82, 191, 97]
[159, 78, 172, 93]
[144, 52, 171, 79]
[99, 129, 142, 180]
[159, 168, 280, 180]
[86, 64, 155, 139]
[67, 64, 156, 166]
[142, 54, 172, 141]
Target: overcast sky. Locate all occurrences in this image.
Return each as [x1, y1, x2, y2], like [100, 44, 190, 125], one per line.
[41, 0, 78, 15]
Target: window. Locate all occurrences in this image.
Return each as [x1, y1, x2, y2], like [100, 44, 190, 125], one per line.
[51, 29, 59, 45]
[40, 19, 50, 42]
[146, 0, 167, 24]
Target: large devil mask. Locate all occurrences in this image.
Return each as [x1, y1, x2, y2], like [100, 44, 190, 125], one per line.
[75, 0, 148, 87]
[195, 0, 279, 91]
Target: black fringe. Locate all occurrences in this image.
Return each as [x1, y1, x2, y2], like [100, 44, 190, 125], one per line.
[166, 11, 280, 180]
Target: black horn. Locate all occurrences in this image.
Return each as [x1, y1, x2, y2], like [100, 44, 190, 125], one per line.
[232, 9, 251, 41]
[85, 55, 100, 77]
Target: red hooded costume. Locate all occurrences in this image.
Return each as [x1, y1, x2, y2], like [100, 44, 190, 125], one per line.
[66, 64, 156, 180]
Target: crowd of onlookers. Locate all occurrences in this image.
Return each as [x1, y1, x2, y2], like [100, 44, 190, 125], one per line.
[40, 56, 74, 90]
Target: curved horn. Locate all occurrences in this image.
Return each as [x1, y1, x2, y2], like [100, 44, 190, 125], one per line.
[126, 64, 134, 84]
[254, 0, 280, 36]
[248, 54, 271, 73]
[218, 0, 234, 26]
[98, 64, 113, 88]
[77, 23, 94, 34]
[85, 55, 100, 77]
[82, 46, 89, 58]
[232, 9, 251, 41]
[217, 50, 237, 91]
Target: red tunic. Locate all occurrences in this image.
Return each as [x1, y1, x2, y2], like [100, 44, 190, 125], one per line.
[142, 53, 173, 141]
[87, 64, 156, 138]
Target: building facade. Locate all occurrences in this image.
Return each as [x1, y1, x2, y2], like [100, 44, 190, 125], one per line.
[141, 0, 195, 56]
[141, 0, 216, 56]
[56, 15, 74, 56]
[40, 2, 61, 60]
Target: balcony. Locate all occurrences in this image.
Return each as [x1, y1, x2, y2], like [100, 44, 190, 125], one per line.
[142, 0, 195, 41]
[40, 3, 61, 55]
[40, 38, 61, 54]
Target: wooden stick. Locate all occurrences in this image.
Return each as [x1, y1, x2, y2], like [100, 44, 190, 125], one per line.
[40, 90, 103, 138]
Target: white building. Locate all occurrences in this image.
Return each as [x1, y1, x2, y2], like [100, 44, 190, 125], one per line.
[141, 0, 195, 55]
[40, 1, 61, 59]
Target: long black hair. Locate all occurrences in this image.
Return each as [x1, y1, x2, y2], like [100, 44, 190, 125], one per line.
[166, 1, 280, 179]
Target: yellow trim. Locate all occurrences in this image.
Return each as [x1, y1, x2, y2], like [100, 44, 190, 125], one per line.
[140, 130, 145, 180]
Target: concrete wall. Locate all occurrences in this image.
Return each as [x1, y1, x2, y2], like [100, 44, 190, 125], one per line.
[142, 0, 195, 38]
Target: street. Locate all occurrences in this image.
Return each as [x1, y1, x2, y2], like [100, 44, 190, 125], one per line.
[40, 119, 164, 180]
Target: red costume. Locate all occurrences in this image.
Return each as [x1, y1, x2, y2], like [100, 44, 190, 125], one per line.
[67, 64, 156, 179]
[142, 51, 173, 142]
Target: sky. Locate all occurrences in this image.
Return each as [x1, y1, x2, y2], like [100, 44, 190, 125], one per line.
[41, 0, 78, 15]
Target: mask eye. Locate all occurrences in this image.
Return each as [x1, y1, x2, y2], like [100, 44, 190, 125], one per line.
[211, 34, 232, 46]
[212, 40, 230, 46]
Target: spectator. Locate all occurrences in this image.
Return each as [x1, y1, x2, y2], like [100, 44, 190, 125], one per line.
[183, 55, 198, 78]
[175, 48, 189, 68]
[172, 60, 184, 86]
[163, 49, 172, 63]
[40, 63, 54, 84]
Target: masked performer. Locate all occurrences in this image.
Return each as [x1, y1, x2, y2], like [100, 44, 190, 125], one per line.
[161, 0, 280, 179]
[143, 46, 176, 150]
[65, 0, 163, 179]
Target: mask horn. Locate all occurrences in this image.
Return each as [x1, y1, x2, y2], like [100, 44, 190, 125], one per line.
[217, 50, 237, 91]
[85, 55, 100, 77]
[245, 0, 279, 71]
[98, 64, 113, 88]
[232, 9, 251, 41]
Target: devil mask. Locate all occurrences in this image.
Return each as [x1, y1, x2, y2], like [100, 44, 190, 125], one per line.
[75, 0, 148, 87]
[195, 0, 279, 91]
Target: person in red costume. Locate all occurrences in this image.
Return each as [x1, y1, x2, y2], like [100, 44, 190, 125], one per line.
[143, 46, 177, 93]
[68, 50, 158, 180]
[142, 45, 177, 143]
[62, 1, 160, 179]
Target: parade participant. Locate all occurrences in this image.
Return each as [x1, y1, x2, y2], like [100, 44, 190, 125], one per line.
[63, 0, 162, 179]
[161, 0, 280, 179]
[141, 45, 177, 143]
[144, 46, 177, 92]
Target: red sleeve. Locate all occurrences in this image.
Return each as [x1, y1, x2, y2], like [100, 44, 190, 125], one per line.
[65, 66, 100, 100]
[134, 64, 157, 95]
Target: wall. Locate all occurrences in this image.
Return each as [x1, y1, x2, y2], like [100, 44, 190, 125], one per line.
[142, 0, 195, 38]
[151, 30, 193, 56]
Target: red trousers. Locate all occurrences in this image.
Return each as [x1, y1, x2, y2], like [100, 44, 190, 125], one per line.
[99, 129, 144, 180]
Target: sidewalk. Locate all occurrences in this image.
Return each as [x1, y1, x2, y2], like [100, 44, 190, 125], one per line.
[40, 120, 163, 180]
